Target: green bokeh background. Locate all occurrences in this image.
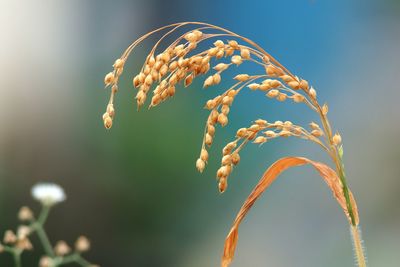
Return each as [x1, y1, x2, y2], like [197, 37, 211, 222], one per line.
[1, 0, 399, 266]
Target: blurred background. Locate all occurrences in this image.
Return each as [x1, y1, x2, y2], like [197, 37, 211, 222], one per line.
[1, 0, 399, 266]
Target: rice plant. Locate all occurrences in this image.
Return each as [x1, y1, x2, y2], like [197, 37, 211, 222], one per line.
[101, 22, 367, 267]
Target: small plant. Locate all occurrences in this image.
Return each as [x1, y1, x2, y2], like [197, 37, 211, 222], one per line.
[101, 22, 367, 266]
[0, 183, 98, 267]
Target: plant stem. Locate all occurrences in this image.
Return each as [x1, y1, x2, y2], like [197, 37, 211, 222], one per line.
[55, 253, 92, 267]
[12, 249, 22, 267]
[312, 101, 368, 266]
[351, 225, 367, 267]
[34, 205, 55, 257]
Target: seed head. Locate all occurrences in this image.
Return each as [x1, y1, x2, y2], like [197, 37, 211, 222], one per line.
[248, 83, 259, 90]
[264, 130, 277, 137]
[113, 58, 125, 69]
[287, 81, 300, 90]
[223, 142, 237, 155]
[222, 96, 233, 105]
[240, 48, 250, 59]
[236, 128, 248, 138]
[196, 158, 206, 173]
[309, 87, 317, 98]
[311, 129, 324, 137]
[218, 177, 227, 193]
[221, 105, 230, 115]
[231, 55, 243, 65]
[218, 113, 228, 127]
[333, 133, 342, 146]
[203, 76, 214, 88]
[184, 74, 194, 87]
[217, 166, 230, 178]
[255, 119, 268, 126]
[205, 133, 213, 146]
[279, 130, 291, 137]
[103, 116, 113, 129]
[299, 79, 309, 90]
[231, 153, 240, 165]
[228, 40, 239, 49]
[213, 73, 221, 84]
[104, 72, 115, 85]
[214, 63, 229, 72]
[207, 124, 216, 136]
[309, 122, 320, 130]
[322, 103, 329, 115]
[253, 136, 267, 144]
[277, 93, 287, 101]
[200, 149, 209, 162]
[234, 74, 250, 81]
[106, 104, 115, 117]
[214, 40, 224, 48]
[293, 94, 304, 103]
[221, 155, 232, 165]
[267, 89, 279, 98]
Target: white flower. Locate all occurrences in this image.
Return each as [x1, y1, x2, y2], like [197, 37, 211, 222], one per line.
[31, 183, 66, 206]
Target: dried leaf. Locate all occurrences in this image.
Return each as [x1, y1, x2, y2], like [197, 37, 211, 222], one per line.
[221, 156, 359, 267]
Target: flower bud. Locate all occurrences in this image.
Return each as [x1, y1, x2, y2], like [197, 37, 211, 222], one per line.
[75, 236, 91, 252]
[18, 206, 34, 221]
[3, 230, 17, 244]
[55, 241, 71, 256]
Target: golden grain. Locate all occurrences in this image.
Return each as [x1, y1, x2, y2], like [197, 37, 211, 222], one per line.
[101, 22, 364, 267]
[333, 133, 342, 146]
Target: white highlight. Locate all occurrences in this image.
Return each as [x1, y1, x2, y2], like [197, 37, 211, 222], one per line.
[31, 183, 66, 206]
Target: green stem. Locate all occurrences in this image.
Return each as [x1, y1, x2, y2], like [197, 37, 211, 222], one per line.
[33, 205, 55, 257]
[12, 249, 22, 267]
[54, 253, 92, 267]
[337, 159, 356, 226]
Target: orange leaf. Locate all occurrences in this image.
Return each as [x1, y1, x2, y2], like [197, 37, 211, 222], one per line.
[221, 156, 359, 267]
